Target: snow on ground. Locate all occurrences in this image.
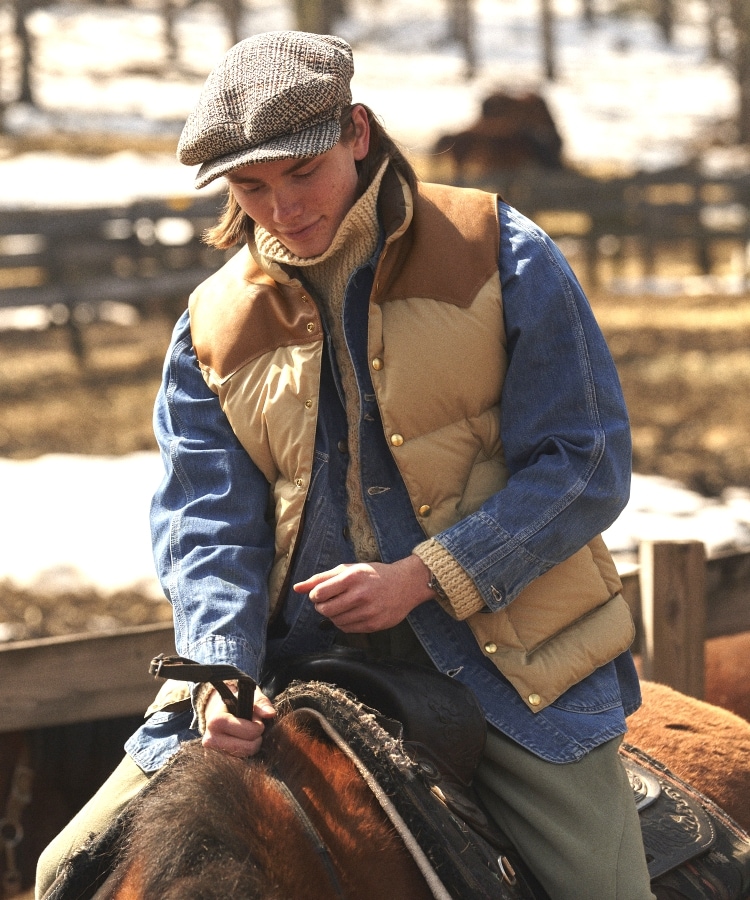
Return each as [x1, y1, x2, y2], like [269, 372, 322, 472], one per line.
[1, 0, 749, 602]
[0, 0, 742, 209]
[1, 454, 749, 601]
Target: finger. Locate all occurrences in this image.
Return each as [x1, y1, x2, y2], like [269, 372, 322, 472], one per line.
[202, 730, 263, 758]
[253, 693, 277, 719]
[293, 564, 349, 594]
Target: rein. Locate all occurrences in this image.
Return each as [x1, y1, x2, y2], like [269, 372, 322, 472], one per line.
[269, 765, 346, 899]
[1, 743, 34, 899]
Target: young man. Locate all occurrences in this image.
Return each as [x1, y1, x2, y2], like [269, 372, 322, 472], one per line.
[37, 31, 654, 899]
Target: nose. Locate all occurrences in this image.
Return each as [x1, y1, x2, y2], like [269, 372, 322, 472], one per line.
[271, 187, 302, 225]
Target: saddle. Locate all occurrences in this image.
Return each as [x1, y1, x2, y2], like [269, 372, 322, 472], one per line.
[264, 649, 750, 900]
[44, 650, 750, 900]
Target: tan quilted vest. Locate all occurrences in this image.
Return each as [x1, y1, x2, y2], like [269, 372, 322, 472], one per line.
[189, 169, 633, 711]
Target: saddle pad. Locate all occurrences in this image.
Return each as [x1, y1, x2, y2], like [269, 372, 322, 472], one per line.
[622, 744, 750, 898]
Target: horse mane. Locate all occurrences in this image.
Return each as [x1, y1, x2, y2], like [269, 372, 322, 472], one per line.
[103, 740, 285, 899]
[101, 712, 427, 900]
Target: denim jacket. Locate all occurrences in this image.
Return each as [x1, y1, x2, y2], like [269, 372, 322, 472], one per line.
[126, 201, 640, 772]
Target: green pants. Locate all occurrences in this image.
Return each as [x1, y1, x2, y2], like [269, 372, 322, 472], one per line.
[475, 727, 655, 900]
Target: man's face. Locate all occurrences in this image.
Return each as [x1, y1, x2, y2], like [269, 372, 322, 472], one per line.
[226, 106, 370, 259]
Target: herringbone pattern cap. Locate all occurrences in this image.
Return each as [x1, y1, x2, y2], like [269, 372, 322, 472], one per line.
[178, 31, 354, 188]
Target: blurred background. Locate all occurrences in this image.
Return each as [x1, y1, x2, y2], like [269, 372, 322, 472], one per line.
[1, 3, 750, 894]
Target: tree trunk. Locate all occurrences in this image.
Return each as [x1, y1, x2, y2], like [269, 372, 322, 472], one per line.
[654, 0, 674, 44]
[221, 0, 244, 47]
[448, 0, 476, 78]
[161, 0, 179, 69]
[728, 0, 750, 142]
[293, 0, 346, 33]
[540, 0, 556, 81]
[705, 0, 723, 61]
[13, 0, 35, 105]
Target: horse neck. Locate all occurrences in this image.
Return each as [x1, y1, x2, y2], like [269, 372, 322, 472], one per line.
[267, 713, 433, 899]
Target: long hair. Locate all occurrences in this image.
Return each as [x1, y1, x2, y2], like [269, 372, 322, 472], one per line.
[203, 105, 418, 251]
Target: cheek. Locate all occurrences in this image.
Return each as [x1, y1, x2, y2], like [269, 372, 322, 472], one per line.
[233, 190, 260, 219]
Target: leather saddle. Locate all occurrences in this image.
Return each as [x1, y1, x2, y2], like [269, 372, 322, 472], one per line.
[264, 649, 750, 900]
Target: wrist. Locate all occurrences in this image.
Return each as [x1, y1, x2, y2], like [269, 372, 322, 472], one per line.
[427, 570, 449, 603]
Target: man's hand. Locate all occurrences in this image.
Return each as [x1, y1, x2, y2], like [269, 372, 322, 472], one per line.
[293, 555, 434, 632]
[202, 686, 276, 757]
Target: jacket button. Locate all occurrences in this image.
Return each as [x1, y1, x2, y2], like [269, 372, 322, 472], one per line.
[418, 505, 431, 517]
[304, 399, 313, 409]
[484, 642, 497, 654]
[295, 478, 304, 488]
[372, 357, 384, 370]
[528, 693, 541, 707]
[337, 440, 348, 453]
[390, 434, 404, 447]
[306, 322, 315, 333]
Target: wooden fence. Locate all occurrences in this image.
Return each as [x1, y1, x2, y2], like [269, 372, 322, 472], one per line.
[437, 164, 750, 289]
[2, 165, 749, 359]
[0, 193, 227, 358]
[0, 540, 747, 734]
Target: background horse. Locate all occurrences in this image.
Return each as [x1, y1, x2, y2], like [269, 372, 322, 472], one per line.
[432, 90, 564, 177]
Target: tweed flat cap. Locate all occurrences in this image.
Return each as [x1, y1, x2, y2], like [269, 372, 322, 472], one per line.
[178, 31, 354, 188]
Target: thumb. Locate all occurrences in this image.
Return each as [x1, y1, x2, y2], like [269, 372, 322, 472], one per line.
[254, 689, 277, 717]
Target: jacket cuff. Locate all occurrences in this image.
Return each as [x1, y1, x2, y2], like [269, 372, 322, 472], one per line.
[413, 539, 486, 620]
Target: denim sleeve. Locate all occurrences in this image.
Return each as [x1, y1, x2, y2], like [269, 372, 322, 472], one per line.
[434, 202, 631, 610]
[150, 310, 275, 680]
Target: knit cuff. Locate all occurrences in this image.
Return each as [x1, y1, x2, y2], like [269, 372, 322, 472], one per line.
[413, 539, 486, 620]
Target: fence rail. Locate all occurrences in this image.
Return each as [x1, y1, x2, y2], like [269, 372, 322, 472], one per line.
[0, 540, 747, 733]
[2, 166, 749, 358]
[438, 164, 750, 289]
[0, 194, 227, 357]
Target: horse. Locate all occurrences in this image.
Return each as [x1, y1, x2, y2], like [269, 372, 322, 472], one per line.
[42, 653, 750, 900]
[432, 90, 564, 177]
[704, 631, 750, 724]
[626, 679, 750, 833]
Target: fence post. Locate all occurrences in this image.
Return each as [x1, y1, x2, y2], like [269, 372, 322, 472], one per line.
[638, 539, 706, 699]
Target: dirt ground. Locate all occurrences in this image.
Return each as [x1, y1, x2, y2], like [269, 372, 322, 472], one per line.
[1, 288, 750, 638]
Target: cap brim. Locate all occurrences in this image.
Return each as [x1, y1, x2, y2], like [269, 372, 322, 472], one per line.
[194, 118, 342, 189]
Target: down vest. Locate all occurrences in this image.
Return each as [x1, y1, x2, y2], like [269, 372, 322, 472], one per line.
[189, 169, 634, 711]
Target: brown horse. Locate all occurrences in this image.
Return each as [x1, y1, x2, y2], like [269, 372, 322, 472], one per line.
[45, 677, 750, 900]
[96, 709, 433, 900]
[627, 679, 750, 833]
[432, 90, 564, 177]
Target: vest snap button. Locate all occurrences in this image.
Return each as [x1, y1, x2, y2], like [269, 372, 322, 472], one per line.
[528, 693, 541, 707]
[390, 433, 404, 447]
[484, 642, 497, 654]
[304, 399, 313, 409]
[306, 321, 315, 333]
[418, 505, 431, 517]
[295, 478, 304, 488]
[372, 357, 383, 370]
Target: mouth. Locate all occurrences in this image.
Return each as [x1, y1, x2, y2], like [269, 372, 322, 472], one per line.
[278, 219, 321, 244]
